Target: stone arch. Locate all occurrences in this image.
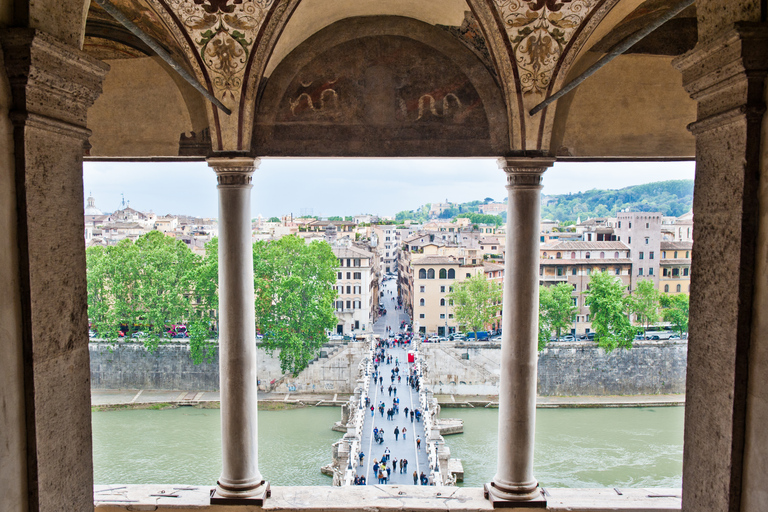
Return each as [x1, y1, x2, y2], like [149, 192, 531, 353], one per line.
[254, 16, 508, 156]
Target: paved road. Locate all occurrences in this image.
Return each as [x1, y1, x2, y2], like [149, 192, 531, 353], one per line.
[356, 278, 430, 485]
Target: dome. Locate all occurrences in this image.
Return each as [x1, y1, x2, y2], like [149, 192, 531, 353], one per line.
[84, 194, 103, 216]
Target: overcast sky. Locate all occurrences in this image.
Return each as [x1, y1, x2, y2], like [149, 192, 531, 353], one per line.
[83, 159, 695, 219]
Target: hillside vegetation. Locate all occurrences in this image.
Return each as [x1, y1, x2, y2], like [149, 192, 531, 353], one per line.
[541, 180, 693, 222]
[393, 180, 693, 225]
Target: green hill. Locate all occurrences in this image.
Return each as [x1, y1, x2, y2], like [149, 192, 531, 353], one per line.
[541, 180, 694, 222]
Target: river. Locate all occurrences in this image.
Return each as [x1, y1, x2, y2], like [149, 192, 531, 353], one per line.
[92, 406, 683, 488]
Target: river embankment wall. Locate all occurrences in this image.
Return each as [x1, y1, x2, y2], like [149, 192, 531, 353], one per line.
[420, 340, 687, 396]
[89, 341, 369, 393]
[90, 339, 687, 396]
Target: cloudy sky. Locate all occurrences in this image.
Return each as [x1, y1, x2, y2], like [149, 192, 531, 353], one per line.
[83, 159, 695, 219]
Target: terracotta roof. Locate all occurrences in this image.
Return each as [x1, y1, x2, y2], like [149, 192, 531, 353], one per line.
[412, 255, 459, 265]
[332, 246, 374, 258]
[483, 262, 505, 271]
[660, 241, 693, 250]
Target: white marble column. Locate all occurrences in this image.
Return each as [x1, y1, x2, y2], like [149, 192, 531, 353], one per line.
[486, 157, 553, 507]
[208, 156, 269, 503]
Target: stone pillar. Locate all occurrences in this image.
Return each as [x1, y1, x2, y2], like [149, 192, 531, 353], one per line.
[673, 23, 768, 512]
[485, 158, 554, 507]
[485, 157, 553, 507]
[208, 156, 269, 504]
[0, 29, 108, 511]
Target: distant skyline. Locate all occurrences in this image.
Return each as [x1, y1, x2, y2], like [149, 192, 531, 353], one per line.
[83, 159, 696, 219]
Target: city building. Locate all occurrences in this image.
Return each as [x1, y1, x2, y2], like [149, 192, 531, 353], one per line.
[660, 241, 693, 295]
[331, 244, 379, 336]
[411, 255, 484, 336]
[539, 241, 632, 335]
[614, 212, 663, 291]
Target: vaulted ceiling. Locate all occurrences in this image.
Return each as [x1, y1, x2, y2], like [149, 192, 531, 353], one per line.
[82, 0, 697, 158]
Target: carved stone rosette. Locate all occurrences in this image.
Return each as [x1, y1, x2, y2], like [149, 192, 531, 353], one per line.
[208, 156, 258, 187]
[498, 157, 554, 189]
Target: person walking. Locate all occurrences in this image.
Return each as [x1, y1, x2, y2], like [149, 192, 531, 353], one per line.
[413, 470, 418, 485]
[371, 405, 374, 417]
[394, 426, 399, 441]
[402, 426, 407, 440]
[359, 451, 364, 465]
[416, 436, 421, 450]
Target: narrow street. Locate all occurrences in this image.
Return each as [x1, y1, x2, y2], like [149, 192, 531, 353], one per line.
[356, 277, 431, 485]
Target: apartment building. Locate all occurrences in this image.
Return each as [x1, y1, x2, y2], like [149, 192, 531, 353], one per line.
[331, 244, 379, 336]
[540, 241, 633, 335]
[660, 241, 693, 295]
[614, 212, 663, 291]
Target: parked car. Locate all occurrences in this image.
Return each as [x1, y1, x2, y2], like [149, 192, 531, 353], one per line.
[561, 334, 575, 342]
[466, 331, 489, 341]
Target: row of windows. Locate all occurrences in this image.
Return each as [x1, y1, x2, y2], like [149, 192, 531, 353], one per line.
[663, 267, 689, 277]
[637, 267, 654, 276]
[418, 313, 454, 319]
[547, 267, 624, 276]
[335, 300, 362, 310]
[420, 285, 451, 293]
[418, 298, 454, 306]
[662, 250, 690, 259]
[664, 284, 688, 293]
[337, 271, 363, 280]
[543, 251, 624, 260]
[336, 285, 362, 294]
[418, 268, 456, 279]
[338, 258, 362, 267]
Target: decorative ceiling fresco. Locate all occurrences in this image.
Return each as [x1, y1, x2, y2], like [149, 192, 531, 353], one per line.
[82, 0, 692, 156]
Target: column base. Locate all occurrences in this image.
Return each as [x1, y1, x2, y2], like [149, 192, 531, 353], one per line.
[210, 482, 270, 506]
[484, 483, 546, 508]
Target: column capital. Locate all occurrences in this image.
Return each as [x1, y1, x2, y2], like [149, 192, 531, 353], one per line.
[498, 157, 555, 189]
[208, 156, 260, 187]
[0, 29, 109, 135]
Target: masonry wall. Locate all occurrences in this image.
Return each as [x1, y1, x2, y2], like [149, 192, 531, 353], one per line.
[420, 340, 687, 396]
[89, 341, 369, 394]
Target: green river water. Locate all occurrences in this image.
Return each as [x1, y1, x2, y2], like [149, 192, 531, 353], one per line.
[92, 406, 684, 488]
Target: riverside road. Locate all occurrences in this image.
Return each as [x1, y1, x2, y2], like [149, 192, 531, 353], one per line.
[356, 278, 430, 485]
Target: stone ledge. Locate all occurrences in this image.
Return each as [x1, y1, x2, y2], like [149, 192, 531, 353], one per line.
[94, 485, 681, 511]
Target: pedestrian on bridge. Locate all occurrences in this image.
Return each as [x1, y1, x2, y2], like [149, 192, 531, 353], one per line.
[394, 426, 400, 440]
[413, 470, 418, 485]
[417, 436, 421, 450]
[402, 427, 407, 440]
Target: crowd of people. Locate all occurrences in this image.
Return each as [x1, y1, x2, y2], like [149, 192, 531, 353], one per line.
[352, 333, 435, 486]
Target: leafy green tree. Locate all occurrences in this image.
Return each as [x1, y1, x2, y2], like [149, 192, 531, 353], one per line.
[660, 293, 689, 336]
[584, 271, 634, 351]
[538, 283, 576, 349]
[455, 212, 503, 227]
[268, 216, 280, 222]
[629, 279, 660, 338]
[86, 231, 212, 358]
[447, 273, 502, 335]
[327, 216, 343, 221]
[253, 235, 338, 375]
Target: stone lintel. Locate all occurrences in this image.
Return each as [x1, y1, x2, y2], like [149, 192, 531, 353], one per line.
[0, 28, 109, 130]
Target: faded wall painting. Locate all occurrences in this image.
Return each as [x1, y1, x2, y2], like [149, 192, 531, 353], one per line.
[255, 20, 507, 157]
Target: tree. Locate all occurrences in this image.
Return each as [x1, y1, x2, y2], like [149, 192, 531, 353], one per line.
[660, 293, 689, 336]
[447, 273, 502, 335]
[455, 212, 503, 227]
[583, 271, 634, 351]
[253, 235, 338, 375]
[327, 216, 343, 221]
[538, 283, 576, 350]
[629, 279, 660, 337]
[268, 216, 280, 222]
[86, 231, 213, 360]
